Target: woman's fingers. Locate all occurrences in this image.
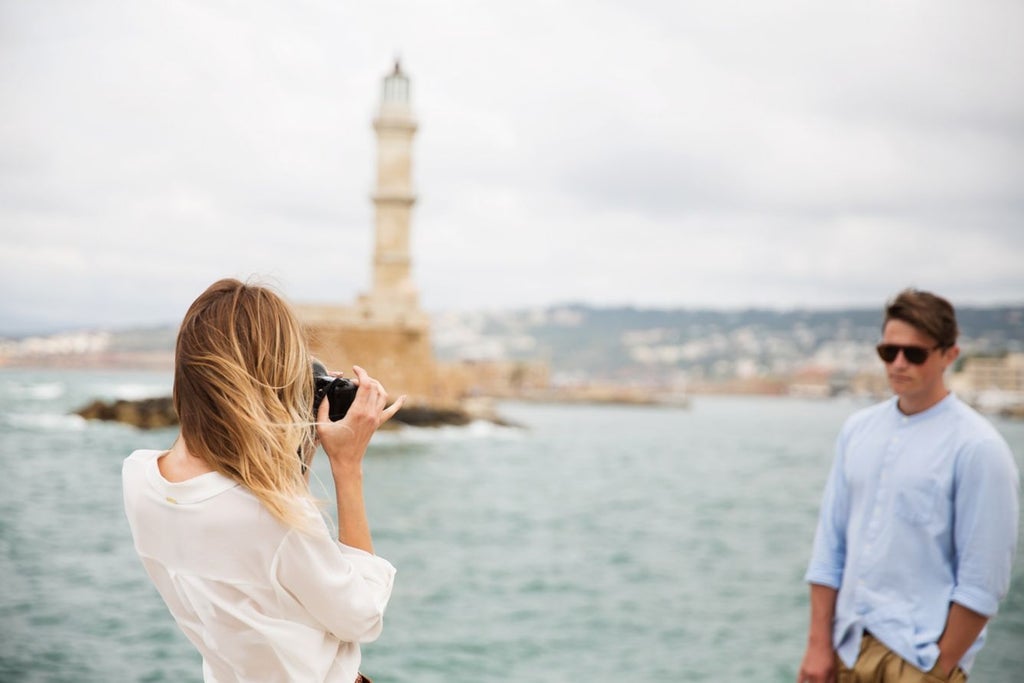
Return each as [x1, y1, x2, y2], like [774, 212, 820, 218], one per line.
[320, 366, 401, 432]
[352, 365, 388, 413]
[380, 395, 407, 425]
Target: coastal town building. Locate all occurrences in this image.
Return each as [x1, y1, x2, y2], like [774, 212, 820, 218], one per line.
[950, 352, 1024, 413]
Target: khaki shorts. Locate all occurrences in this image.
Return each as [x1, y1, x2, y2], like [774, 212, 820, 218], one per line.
[836, 633, 967, 683]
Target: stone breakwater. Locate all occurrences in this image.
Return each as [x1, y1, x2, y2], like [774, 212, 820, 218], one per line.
[76, 397, 178, 429]
[74, 396, 517, 430]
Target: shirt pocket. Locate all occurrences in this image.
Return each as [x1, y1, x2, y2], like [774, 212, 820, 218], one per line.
[894, 479, 940, 526]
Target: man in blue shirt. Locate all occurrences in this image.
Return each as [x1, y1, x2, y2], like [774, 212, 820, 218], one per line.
[798, 289, 1019, 683]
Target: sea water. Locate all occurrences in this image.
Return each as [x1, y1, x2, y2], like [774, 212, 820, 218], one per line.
[1, 368, 1022, 682]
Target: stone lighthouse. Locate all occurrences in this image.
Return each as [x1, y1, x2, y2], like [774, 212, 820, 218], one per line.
[362, 61, 423, 322]
[299, 62, 455, 405]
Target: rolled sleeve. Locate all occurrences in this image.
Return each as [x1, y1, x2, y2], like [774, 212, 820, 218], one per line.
[951, 437, 1020, 618]
[273, 522, 396, 643]
[805, 436, 850, 589]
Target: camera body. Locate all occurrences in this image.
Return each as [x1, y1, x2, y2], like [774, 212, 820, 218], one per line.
[312, 360, 358, 422]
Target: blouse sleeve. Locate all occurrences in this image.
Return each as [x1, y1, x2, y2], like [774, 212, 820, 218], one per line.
[272, 512, 396, 643]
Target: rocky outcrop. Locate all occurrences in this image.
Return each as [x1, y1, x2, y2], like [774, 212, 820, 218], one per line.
[999, 404, 1024, 420]
[76, 397, 179, 429]
[74, 396, 516, 430]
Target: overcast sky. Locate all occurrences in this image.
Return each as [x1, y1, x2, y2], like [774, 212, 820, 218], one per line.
[2, 1, 1023, 334]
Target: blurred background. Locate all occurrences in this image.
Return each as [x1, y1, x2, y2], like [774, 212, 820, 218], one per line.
[2, 2, 1023, 681]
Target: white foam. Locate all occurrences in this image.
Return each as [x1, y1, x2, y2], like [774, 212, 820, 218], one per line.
[1, 381, 67, 400]
[374, 420, 525, 445]
[4, 412, 88, 431]
[101, 383, 171, 401]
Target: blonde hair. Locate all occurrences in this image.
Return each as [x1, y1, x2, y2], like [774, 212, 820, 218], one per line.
[173, 278, 317, 529]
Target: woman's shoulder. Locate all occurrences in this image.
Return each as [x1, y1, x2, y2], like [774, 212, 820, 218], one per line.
[122, 449, 162, 484]
[125, 448, 163, 464]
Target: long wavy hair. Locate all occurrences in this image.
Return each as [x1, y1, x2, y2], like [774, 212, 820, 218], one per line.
[173, 278, 317, 529]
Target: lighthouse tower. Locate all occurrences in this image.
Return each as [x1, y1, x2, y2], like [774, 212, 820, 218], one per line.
[363, 61, 422, 321]
[300, 61, 448, 402]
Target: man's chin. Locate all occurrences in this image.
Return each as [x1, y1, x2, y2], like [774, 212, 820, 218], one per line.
[888, 377, 914, 394]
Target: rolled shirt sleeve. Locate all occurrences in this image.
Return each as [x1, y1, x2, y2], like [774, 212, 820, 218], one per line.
[805, 432, 851, 589]
[951, 436, 1020, 617]
[272, 515, 396, 644]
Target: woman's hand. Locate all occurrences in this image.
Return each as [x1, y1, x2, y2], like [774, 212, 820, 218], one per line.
[314, 366, 404, 552]
[315, 365, 405, 476]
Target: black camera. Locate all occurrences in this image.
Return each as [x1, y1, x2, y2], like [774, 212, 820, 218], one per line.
[312, 360, 358, 422]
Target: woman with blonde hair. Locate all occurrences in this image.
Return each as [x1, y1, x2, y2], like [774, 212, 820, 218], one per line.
[122, 278, 403, 683]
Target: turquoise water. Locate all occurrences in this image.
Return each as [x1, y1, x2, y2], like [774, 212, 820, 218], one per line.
[1, 368, 1022, 682]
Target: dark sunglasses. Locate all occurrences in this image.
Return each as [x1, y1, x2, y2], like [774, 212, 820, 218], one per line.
[876, 343, 941, 365]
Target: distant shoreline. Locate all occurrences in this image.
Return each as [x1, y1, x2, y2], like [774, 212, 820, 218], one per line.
[0, 351, 175, 371]
[0, 354, 851, 400]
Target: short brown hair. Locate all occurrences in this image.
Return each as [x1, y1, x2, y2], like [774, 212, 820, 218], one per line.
[883, 288, 958, 348]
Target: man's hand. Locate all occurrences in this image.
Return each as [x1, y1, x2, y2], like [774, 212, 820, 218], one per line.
[797, 640, 836, 683]
[799, 584, 839, 683]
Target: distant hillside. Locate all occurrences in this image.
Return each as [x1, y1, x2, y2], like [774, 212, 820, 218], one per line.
[104, 326, 179, 353]
[432, 305, 1024, 384]
[3, 306, 1022, 381]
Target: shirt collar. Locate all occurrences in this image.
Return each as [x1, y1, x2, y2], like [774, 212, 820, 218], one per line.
[889, 392, 957, 422]
[144, 450, 239, 504]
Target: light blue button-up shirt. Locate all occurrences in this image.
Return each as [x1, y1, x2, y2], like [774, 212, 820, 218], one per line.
[805, 394, 1019, 674]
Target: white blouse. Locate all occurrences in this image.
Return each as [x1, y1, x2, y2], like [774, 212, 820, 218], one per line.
[122, 449, 396, 683]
